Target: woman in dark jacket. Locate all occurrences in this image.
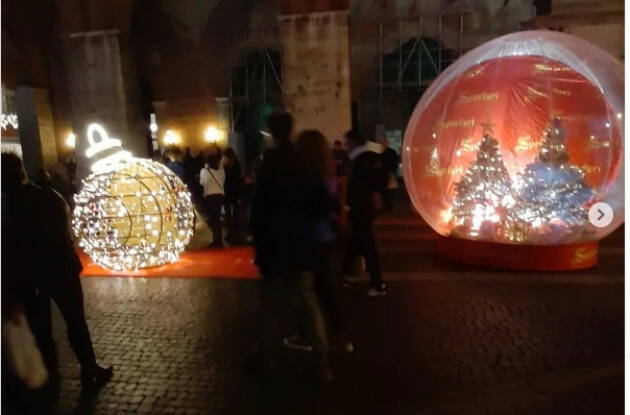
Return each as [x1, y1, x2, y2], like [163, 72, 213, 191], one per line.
[286, 129, 348, 381]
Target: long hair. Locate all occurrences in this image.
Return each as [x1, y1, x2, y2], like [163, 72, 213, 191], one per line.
[224, 147, 239, 165]
[295, 130, 334, 181]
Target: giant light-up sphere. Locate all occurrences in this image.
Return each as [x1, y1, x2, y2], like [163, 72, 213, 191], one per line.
[403, 31, 624, 246]
[73, 124, 194, 271]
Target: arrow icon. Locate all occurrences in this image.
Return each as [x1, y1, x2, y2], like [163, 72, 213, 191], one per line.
[588, 202, 613, 228]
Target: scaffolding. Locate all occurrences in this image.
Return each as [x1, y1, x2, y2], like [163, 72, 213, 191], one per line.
[373, 11, 473, 95]
[340, 9, 476, 134]
[227, 29, 283, 131]
[224, 10, 478, 132]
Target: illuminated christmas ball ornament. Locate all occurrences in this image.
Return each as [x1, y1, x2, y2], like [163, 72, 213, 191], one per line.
[73, 124, 194, 271]
[403, 31, 624, 270]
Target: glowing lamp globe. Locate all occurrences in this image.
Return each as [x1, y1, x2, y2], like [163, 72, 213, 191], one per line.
[73, 124, 194, 271]
[402, 31, 624, 269]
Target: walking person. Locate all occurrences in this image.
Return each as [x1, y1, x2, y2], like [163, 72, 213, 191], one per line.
[283, 130, 355, 379]
[184, 148, 204, 204]
[341, 130, 388, 297]
[223, 147, 244, 244]
[3, 173, 50, 414]
[1, 153, 113, 407]
[248, 112, 302, 374]
[200, 150, 226, 248]
[380, 138, 399, 212]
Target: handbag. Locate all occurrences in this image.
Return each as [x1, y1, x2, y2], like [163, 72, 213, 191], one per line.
[2, 312, 48, 390]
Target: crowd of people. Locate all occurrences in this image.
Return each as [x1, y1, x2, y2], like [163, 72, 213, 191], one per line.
[160, 143, 249, 248]
[1, 111, 400, 412]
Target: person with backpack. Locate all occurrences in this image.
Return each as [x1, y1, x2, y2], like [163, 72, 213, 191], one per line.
[200, 149, 226, 248]
[341, 130, 388, 297]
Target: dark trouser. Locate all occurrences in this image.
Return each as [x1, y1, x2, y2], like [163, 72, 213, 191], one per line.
[342, 219, 383, 289]
[204, 194, 224, 246]
[25, 275, 97, 378]
[382, 189, 395, 211]
[313, 242, 340, 337]
[224, 197, 240, 241]
[295, 242, 341, 342]
[258, 275, 287, 362]
[296, 272, 329, 368]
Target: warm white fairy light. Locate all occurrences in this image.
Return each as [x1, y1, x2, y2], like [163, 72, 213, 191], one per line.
[1, 113, 18, 130]
[73, 123, 194, 271]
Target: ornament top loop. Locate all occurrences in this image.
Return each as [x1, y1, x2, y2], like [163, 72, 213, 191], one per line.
[85, 123, 133, 173]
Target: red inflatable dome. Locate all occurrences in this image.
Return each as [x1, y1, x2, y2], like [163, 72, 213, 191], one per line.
[403, 31, 624, 268]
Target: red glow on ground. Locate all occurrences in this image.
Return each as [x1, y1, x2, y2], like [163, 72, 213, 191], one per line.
[79, 247, 260, 279]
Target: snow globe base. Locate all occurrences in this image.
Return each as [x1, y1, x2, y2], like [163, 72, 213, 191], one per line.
[436, 236, 598, 271]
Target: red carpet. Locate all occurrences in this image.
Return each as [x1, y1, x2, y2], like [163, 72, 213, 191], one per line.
[79, 247, 260, 279]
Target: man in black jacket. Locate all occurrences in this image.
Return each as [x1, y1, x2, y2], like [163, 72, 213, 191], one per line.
[341, 130, 387, 297]
[248, 112, 304, 370]
[1, 153, 112, 406]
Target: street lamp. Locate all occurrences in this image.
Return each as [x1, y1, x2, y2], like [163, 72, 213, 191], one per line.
[164, 129, 179, 146]
[66, 132, 76, 149]
[204, 125, 220, 143]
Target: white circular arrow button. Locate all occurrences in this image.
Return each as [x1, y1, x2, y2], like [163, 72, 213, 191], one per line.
[588, 202, 613, 228]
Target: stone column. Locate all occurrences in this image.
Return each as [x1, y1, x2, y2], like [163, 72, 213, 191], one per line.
[15, 87, 59, 180]
[279, 9, 352, 144]
[64, 30, 147, 180]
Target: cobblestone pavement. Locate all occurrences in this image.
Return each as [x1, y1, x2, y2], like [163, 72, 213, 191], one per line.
[53, 205, 624, 414]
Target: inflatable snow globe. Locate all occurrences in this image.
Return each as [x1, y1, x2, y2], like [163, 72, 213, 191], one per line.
[402, 31, 624, 270]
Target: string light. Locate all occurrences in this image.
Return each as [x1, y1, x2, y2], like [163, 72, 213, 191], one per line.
[1, 113, 18, 130]
[73, 123, 194, 271]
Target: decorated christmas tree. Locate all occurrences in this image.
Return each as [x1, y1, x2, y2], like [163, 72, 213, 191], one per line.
[451, 129, 515, 239]
[513, 118, 592, 242]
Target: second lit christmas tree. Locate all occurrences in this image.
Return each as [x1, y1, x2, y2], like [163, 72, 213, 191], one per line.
[512, 118, 592, 243]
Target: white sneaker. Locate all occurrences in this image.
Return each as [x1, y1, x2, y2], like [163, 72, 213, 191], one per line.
[340, 341, 355, 353]
[283, 335, 313, 352]
[342, 275, 362, 288]
[366, 285, 386, 297]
